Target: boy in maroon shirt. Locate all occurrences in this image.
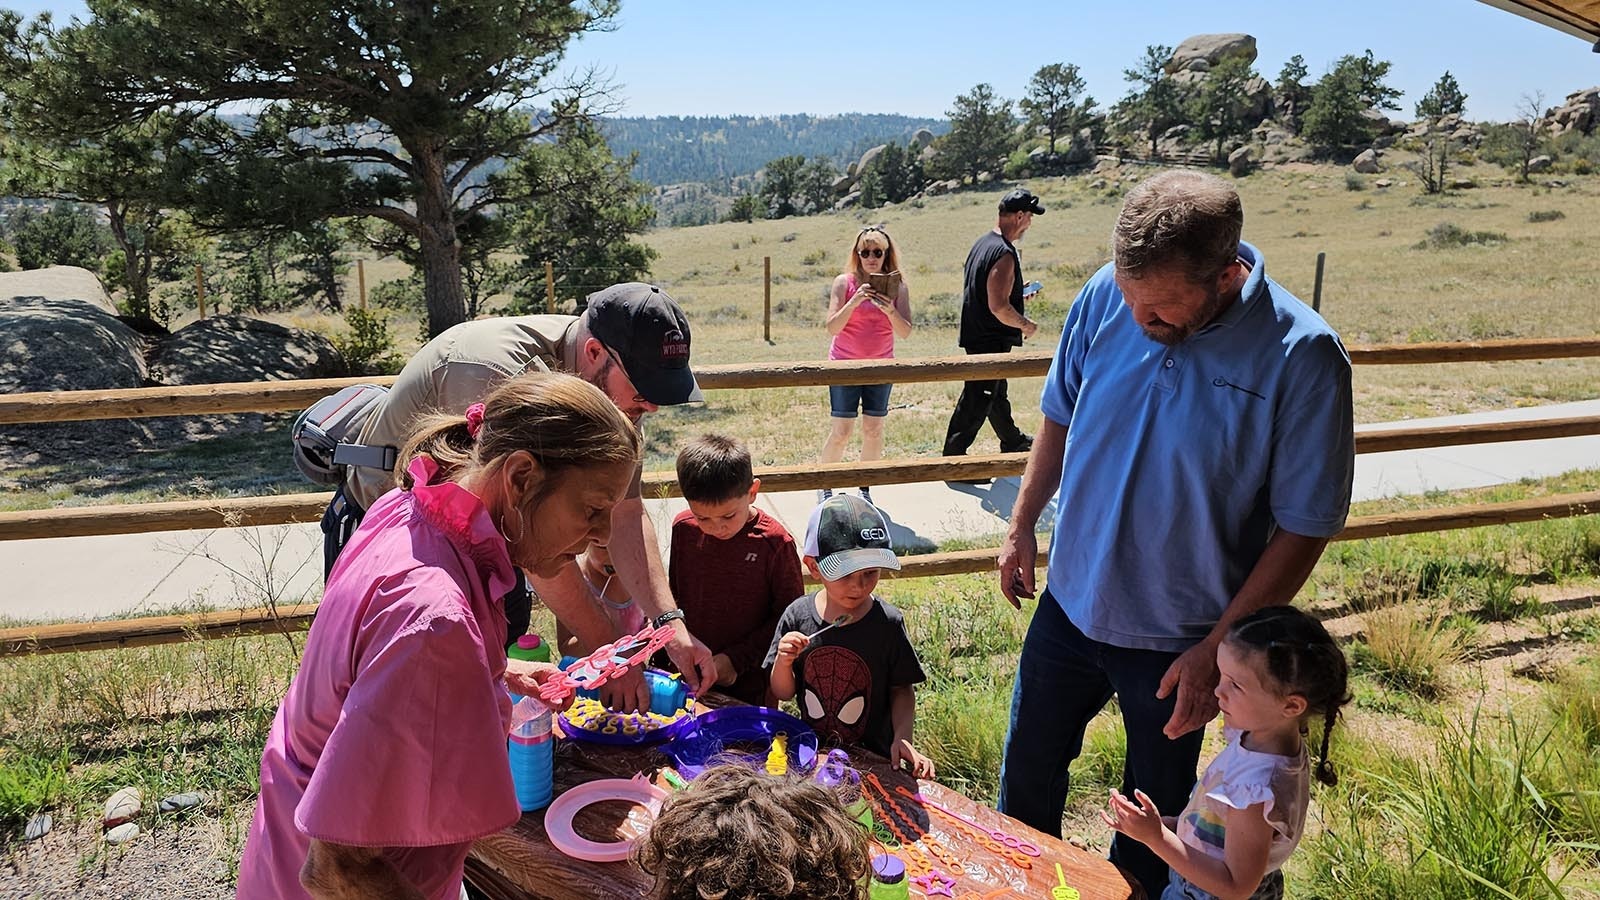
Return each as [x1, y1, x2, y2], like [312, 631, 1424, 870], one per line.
[669, 434, 805, 705]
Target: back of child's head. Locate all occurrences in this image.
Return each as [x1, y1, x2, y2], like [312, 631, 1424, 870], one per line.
[1225, 605, 1351, 786]
[677, 434, 754, 505]
[635, 763, 870, 900]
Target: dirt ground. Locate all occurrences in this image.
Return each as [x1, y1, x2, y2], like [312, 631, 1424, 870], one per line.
[1, 808, 244, 900]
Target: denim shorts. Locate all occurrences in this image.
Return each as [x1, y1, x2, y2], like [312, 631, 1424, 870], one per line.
[829, 383, 892, 418]
[1162, 868, 1283, 900]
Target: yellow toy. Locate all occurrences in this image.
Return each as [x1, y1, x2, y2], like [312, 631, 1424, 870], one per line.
[765, 733, 789, 776]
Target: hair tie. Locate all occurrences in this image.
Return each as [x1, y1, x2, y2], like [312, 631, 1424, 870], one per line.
[465, 402, 486, 439]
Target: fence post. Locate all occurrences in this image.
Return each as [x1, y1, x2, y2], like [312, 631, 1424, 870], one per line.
[194, 264, 206, 319]
[357, 259, 367, 310]
[545, 261, 555, 314]
[1313, 252, 1326, 313]
[763, 256, 772, 343]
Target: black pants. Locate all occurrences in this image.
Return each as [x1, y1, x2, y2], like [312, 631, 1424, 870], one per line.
[943, 343, 1029, 455]
[320, 486, 533, 648]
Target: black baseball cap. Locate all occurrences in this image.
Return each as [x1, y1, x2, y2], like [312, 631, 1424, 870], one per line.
[999, 188, 1046, 215]
[803, 494, 901, 580]
[585, 282, 703, 405]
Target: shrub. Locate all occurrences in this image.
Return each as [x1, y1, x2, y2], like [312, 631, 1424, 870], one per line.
[1353, 606, 1464, 697]
[333, 308, 403, 375]
[800, 248, 830, 266]
[1345, 172, 1367, 191]
[1527, 209, 1566, 223]
[915, 291, 962, 328]
[1413, 222, 1507, 249]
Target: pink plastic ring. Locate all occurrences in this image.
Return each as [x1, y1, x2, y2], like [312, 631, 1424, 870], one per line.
[544, 776, 668, 862]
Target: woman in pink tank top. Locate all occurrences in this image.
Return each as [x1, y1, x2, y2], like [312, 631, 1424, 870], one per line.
[818, 225, 913, 506]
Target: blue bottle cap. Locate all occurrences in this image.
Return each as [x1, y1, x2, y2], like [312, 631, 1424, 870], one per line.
[871, 854, 905, 884]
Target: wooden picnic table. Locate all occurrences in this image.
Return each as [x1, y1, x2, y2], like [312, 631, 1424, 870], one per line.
[466, 694, 1143, 900]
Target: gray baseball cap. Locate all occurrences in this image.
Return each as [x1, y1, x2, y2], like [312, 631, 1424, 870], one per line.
[803, 494, 901, 580]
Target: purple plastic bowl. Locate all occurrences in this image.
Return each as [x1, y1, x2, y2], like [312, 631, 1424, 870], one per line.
[663, 706, 817, 778]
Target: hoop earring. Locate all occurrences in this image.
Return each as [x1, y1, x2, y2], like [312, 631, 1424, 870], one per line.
[498, 504, 526, 545]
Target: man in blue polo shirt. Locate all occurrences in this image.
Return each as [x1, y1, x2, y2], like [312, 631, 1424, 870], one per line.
[994, 170, 1354, 896]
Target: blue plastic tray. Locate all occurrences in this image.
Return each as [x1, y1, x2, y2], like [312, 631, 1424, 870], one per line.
[663, 706, 817, 778]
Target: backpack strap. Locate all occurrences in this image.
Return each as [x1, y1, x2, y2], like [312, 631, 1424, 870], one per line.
[331, 443, 399, 471]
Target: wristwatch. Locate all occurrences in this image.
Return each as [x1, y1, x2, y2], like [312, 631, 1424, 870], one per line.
[652, 609, 686, 629]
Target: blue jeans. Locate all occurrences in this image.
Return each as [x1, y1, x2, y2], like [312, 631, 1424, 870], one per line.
[998, 590, 1206, 898]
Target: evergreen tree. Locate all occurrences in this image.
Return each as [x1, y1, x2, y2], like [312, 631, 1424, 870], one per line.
[287, 220, 352, 312]
[758, 155, 809, 219]
[1275, 54, 1311, 131]
[1186, 56, 1258, 163]
[1302, 51, 1399, 151]
[1416, 71, 1468, 119]
[724, 194, 762, 223]
[2, 0, 620, 337]
[5, 202, 112, 272]
[1019, 63, 1095, 155]
[1117, 45, 1186, 156]
[931, 83, 1015, 183]
[798, 157, 840, 214]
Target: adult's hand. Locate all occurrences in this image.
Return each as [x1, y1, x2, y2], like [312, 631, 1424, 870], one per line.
[1157, 639, 1221, 739]
[997, 529, 1038, 610]
[665, 621, 717, 695]
[599, 666, 650, 714]
[1020, 318, 1039, 340]
[504, 660, 574, 713]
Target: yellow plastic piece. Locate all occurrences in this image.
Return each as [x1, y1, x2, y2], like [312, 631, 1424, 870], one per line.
[765, 733, 789, 776]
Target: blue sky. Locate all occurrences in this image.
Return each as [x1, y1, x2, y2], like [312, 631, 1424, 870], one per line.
[9, 0, 1597, 121]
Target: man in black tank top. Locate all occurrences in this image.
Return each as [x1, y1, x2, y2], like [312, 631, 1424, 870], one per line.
[942, 188, 1044, 472]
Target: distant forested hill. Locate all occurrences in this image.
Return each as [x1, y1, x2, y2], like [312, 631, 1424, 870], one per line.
[599, 114, 948, 185]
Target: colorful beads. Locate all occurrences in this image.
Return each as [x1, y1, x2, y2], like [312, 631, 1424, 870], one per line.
[559, 696, 690, 737]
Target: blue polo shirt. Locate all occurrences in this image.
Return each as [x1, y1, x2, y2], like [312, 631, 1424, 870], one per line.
[1040, 242, 1353, 652]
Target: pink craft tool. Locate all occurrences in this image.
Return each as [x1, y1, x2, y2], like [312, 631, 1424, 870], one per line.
[536, 624, 677, 705]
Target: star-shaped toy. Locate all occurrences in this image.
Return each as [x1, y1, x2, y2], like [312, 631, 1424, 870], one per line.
[910, 869, 956, 897]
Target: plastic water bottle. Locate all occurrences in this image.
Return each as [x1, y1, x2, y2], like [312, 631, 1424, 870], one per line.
[507, 633, 554, 811]
[507, 694, 554, 811]
[508, 633, 551, 664]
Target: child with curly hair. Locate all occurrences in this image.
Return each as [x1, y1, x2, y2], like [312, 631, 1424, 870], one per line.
[634, 764, 871, 900]
[1103, 605, 1351, 900]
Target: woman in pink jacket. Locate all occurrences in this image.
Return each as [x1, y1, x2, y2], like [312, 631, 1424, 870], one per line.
[818, 225, 913, 506]
[239, 372, 640, 900]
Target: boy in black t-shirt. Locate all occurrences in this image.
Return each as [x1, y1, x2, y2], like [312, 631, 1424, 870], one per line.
[764, 495, 933, 776]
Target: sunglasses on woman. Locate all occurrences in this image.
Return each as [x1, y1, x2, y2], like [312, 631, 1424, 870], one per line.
[857, 248, 885, 259]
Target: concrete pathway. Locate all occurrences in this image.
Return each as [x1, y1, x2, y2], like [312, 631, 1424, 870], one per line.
[3, 401, 1596, 624]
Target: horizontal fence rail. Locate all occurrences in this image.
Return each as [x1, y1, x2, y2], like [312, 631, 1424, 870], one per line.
[4, 337, 1600, 425]
[4, 490, 1597, 657]
[4, 412, 1600, 543]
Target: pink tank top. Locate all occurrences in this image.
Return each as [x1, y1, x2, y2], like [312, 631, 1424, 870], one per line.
[829, 274, 896, 361]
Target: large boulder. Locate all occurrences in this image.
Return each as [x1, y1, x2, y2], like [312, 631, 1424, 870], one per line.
[1228, 145, 1256, 176]
[911, 128, 935, 149]
[1544, 86, 1599, 136]
[1166, 34, 1257, 74]
[0, 297, 156, 467]
[150, 315, 342, 386]
[1352, 148, 1383, 173]
[0, 266, 116, 314]
[855, 144, 888, 176]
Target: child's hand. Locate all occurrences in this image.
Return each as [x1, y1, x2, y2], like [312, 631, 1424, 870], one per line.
[891, 738, 935, 779]
[775, 631, 810, 665]
[711, 653, 737, 686]
[1100, 788, 1164, 845]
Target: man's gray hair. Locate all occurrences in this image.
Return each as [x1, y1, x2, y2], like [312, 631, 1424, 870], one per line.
[1113, 170, 1243, 284]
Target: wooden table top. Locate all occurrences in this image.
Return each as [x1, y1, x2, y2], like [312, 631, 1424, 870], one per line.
[468, 699, 1143, 900]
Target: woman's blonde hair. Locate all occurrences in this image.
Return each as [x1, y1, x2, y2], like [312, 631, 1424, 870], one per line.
[635, 764, 871, 900]
[845, 225, 903, 285]
[396, 371, 641, 494]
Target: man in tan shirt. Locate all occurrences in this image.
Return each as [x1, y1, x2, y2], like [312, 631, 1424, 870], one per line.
[322, 283, 715, 709]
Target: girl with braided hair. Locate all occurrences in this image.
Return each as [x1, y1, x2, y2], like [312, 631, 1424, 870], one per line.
[1102, 605, 1350, 900]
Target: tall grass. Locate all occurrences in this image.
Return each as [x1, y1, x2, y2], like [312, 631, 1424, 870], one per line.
[1353, 606, 1466, 698]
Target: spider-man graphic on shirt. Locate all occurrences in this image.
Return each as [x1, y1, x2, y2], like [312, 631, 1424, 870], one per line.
[765, 593, 925, 757]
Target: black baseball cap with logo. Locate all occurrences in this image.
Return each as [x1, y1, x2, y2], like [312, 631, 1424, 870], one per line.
[803, 494, 901, 580]
[998, 187, 1046, 215]
[585, 282, 703, 405]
